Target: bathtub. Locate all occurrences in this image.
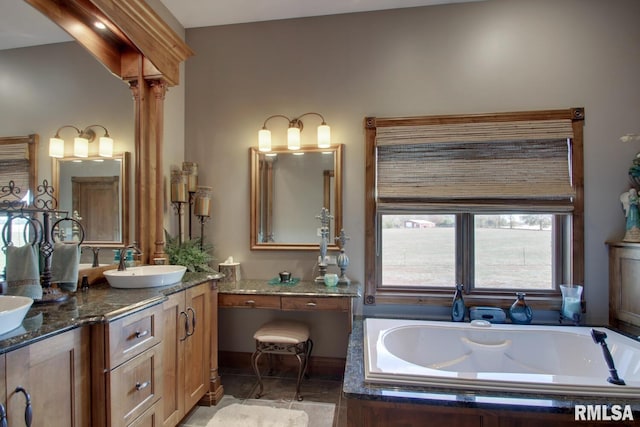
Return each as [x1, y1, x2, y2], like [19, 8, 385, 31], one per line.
[364, 318, 640, 398]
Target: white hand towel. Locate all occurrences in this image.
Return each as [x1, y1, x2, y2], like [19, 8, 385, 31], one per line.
[51, 242, 80, 292]
[5, 244, 43, 300]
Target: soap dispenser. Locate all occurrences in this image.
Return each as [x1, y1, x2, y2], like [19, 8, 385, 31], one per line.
[451, 283, 466, 322]
[509, 292, 533, 324]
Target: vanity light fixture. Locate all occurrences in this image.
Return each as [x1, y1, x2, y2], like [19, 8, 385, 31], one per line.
[258, 112, 330, 152]
[49, 124, 114, 158]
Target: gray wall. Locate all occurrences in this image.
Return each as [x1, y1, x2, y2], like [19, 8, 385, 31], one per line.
[185, 0, 640, 356]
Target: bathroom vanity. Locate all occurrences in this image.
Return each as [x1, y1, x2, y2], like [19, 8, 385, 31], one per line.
[218, 279, 361, 332]
[0, 272, 222, 427]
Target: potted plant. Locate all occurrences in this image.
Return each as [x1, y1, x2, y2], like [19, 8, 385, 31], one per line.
[164, 230, 215, 272]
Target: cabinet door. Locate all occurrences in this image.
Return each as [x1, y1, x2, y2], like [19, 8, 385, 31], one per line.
[184, 283, 210, 410]
[161, 283, 211, 427]
[161, 292, 185, 427]
[6, 327, 90, 427]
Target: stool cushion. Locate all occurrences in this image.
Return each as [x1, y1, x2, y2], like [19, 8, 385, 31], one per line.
[253, 320, 310, 344]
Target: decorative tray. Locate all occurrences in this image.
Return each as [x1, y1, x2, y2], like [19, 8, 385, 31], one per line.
[268, 277, 300, 286]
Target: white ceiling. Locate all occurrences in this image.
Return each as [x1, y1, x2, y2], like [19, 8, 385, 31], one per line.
[0, 0, 480, 50]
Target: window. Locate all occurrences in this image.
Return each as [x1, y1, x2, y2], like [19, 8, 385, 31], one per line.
[364, 109, 584, 308]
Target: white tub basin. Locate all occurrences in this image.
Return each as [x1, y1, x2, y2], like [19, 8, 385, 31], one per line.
[104, 265, 187, 289]
[0, 295, 34, 335]
[365, 318, 640, 398]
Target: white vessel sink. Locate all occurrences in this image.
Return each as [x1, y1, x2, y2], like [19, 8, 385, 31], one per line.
[104, 265, 187, 289]
[0, 295, 34, 335]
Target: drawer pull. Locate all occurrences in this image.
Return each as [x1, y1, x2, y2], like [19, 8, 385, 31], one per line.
[135, 329, 149, 339]
[179, 311, 189, 341]
[135, 381, 150, 391]
[186, 306, 196, 337]
[245, 300, 256, 305]
[15, 387, 32, 427]
[306, 302, 317, 307]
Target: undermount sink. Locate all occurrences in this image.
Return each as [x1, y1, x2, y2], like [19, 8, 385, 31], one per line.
[0, 295, 34, 335]
[104, 265, 187, 289]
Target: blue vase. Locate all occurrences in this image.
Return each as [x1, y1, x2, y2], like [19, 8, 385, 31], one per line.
[509, 292, 533, 324]
[451, 283, 465, 322]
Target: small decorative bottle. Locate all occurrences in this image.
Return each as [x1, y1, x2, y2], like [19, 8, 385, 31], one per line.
[509, 292, 533, 324]
[451, 283, 466, 322]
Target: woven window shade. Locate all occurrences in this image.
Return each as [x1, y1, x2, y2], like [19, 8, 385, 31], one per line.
[376, 119, 575, 208]
[0, 142, 30, 198]
[0, 159, 30, 198]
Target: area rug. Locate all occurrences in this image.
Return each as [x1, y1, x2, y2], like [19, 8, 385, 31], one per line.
[206, 403, 309, 427]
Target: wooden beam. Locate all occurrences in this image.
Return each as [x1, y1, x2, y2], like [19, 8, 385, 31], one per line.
[90, 0, 193, 86]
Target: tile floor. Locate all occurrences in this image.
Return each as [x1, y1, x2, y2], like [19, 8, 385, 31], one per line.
[179, 366, 347, 427]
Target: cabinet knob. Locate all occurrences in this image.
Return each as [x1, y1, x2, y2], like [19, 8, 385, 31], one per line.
[306, 302, 317, 307]
[134, 329, 149, 339]
[135, 381, 150, 391]
[15, 387, 32, 427]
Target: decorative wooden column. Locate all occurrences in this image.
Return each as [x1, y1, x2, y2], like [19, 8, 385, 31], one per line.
[129, 76, 168, 263]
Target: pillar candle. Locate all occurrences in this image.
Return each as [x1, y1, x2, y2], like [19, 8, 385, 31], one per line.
[182, 161, 198, 193]
[194, 186, 212, 217]
[170, 170, 187, 203]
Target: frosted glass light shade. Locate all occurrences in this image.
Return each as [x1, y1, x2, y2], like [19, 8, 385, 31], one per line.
[258, 129, 271, 152]
[74, 136, 89, 157]
[287, 127, 301, 150]
[317, 124, 331, 148]
[99, 136, 113, 157]
[49, 137, 65, 158]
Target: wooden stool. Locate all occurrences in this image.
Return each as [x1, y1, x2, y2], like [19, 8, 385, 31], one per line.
[251, 319, 313, 401]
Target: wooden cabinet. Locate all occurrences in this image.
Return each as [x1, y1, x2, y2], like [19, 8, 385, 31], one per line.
[608, 241, 640, 335]
[161, 282, 210, 427]
[92, 304, 164, 427]
[3, 327, 90, 427]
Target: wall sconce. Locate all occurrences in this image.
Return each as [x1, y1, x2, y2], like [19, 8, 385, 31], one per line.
[258, 112, 330, 152]
[49, 124, 113, 158]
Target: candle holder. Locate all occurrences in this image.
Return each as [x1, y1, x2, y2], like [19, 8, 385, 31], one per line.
[170, 169, 188, 244]
[194, 186, 212, 249]
[335, 229, 351, 285]
[171, 201, 186, 245]
[182, 162, 198, 239]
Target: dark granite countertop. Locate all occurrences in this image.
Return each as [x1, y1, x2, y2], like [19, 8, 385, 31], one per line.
[343, 317, 640, 416]
[218, 279, 361, 297]
[0, 271, 223, 355]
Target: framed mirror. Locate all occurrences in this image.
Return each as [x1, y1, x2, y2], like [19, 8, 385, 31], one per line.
[52, 152, 130, 246]
[250, 144, 343, 250]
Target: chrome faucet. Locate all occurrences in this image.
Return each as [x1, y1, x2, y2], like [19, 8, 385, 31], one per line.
[81, 246, 101, 267]
[117, 242, 143, 271]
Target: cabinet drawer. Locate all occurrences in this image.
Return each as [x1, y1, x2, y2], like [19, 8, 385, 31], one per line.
[281, 296, 349, 311]
[219, 294, 281, 309]
[109, 344, 163, 427]
[127, 399, 161, 427]
[107, 305, 162, 369]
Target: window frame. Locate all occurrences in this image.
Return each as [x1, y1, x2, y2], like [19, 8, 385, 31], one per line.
[364, 109, 585, 310]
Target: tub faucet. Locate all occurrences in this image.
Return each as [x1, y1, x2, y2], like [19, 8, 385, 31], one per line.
[117, 242, 143, 271]
[590, 329, 626, 386]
